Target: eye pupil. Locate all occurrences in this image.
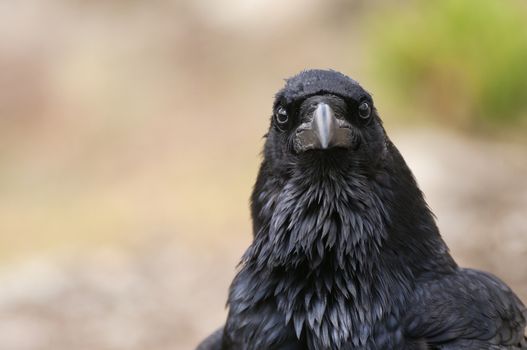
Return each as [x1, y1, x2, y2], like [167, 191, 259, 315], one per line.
[358, 102, 371, 119]
[276, 107, 288, 124]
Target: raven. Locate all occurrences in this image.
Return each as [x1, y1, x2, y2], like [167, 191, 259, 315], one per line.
[197, 69, 527, 349]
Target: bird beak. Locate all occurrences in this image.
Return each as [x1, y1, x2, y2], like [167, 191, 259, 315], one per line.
[294, 103, 354, 153]
[312, 103, 335, 149]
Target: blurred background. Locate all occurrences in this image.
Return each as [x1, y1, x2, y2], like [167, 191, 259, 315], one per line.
[1, 0, 526, 349]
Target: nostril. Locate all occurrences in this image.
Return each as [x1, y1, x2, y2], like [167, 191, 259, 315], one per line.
[335, 117, 353, 130]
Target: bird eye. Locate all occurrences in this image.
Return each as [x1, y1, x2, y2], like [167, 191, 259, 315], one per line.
[275, 107, 289, 125]
[358, 102, 371, 119]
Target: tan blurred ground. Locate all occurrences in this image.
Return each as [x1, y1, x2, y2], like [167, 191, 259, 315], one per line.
[0, 1, 525, 349]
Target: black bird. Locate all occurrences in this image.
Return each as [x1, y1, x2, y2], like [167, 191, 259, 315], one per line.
[197, 69, 527, 349]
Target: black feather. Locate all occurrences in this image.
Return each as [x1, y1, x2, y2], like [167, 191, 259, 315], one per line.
[196, 69, 527, 350]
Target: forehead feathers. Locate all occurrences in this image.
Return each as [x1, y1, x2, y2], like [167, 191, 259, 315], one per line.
[275, 69, 371, 107]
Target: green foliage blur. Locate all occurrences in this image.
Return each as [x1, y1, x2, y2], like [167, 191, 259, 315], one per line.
[371, 0, 527, 128]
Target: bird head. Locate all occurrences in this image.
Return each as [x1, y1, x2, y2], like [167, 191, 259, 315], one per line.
[250, 69, 452, 275]
[265, 69, 387, 174]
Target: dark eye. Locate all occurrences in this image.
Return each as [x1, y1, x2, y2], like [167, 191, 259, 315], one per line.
[276, 107, 289, 125]
[358, 102, 371, 119]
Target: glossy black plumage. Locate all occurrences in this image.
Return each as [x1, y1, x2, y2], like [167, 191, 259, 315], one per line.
[197, 70, 527, 349]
